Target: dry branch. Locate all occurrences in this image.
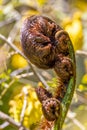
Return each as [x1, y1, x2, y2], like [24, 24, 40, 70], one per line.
[0, 111, 29, 130]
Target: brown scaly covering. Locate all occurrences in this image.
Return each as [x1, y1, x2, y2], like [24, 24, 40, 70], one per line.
[20, 15, 74, 122]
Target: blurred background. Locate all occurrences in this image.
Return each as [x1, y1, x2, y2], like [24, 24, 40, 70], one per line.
[0, 0, 87, 130]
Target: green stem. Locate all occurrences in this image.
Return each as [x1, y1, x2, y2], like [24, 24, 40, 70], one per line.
[53, 39, 76, 130]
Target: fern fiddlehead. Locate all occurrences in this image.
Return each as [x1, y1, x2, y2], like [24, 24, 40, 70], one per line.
[20, 15, 76, 130]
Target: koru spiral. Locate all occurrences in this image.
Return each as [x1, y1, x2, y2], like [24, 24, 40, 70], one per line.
[20, 15, 74, 121]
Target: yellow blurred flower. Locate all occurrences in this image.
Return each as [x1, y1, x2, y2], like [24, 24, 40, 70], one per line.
[9, 85, 42, 128]
[36, 0, 47, 6]
[23, 10, 39, 20]
[0, 0, 3, 5]
[62, 11, 83, 51]
[74, 0, 87, 12]
[11, 54, 28, 69]
[81, 74, 87, 84]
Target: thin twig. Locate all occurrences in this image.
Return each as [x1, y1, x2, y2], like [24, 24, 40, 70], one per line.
[10, 66, 30, 77]
[20, 88, 28, 124]
[0, 34, 49, 89]
[0, 79, 15, 99]
[0, 111, 29, 130]
[0, 122, 9, 129]
[76, 50, 87, 56]
[15, 72, 33, 79]
[0, 21, 21, 73]
[76, 90, 87, 105]
[0, 8, 21, 28]
[67, 111, 86, 130]
[0, 18, 16, 27]
[3, 20, 21, 53]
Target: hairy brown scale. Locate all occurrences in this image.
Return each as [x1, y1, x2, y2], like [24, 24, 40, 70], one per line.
[35, 86, 52, 102]
[21, 15, 74, 121]
[42, 98, 60, 121]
